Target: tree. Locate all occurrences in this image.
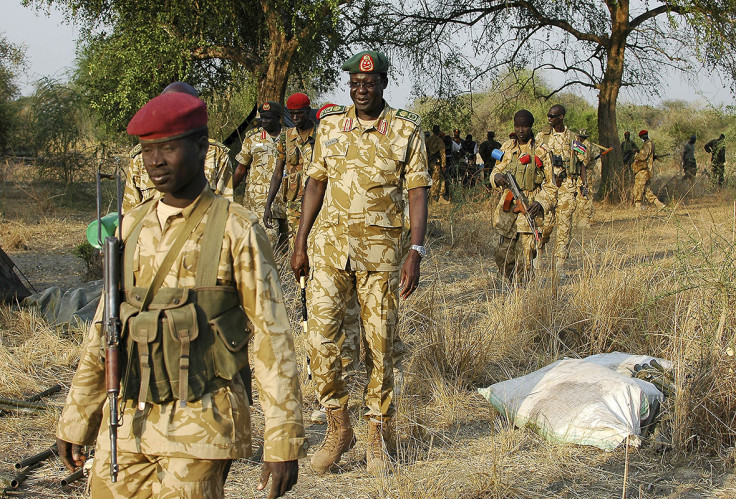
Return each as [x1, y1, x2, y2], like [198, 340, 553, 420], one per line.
[30, 77, 85, 182]
[0, 34, 26, 151]
[355, 0, 736, 200]
[27, 0, 351, 132]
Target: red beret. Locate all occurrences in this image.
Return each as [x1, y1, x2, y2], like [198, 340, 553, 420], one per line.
[316, 103, 336, 120]
[639, 130, 648, 137]
[127, 93, 207, 143]
[286, 93, 310, 110]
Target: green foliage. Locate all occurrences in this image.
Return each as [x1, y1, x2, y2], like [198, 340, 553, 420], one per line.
[0, 34, 26, 151]
[29, 78, 85, 182]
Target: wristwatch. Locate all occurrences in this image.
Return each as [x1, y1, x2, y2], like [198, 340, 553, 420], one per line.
[410, 244, 427, 257]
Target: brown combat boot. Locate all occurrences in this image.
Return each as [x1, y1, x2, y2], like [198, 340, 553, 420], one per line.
[366, 417, 391, 476]
[310, 406, 356, 474]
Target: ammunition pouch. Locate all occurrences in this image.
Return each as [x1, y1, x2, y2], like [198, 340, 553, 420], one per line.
[120, 286, 250, 406]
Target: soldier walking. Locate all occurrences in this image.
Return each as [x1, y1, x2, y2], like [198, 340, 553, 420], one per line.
[631, 130, 665, 210]
[682, 135, 697, 181]
[234, 102, 289, 250]
[535, 104, 587, 274]
[704, 133, 726, 187]
[291, 50, 430, 476]
[490, 110, 550, 281]
[56, 92, 306, 498]
[426, 124, 449, 203]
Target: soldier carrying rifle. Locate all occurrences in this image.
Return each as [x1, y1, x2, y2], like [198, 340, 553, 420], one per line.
[490, 109, 554, 281]
[55, 92, 306, 498]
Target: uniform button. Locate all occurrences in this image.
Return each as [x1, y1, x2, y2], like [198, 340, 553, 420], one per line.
[134, 295, 141, 300]
[231, 341, 237, 346]
[173, 299, 180, 304]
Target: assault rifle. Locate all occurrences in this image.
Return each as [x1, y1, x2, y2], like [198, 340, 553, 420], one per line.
[95, 164, 123, 483]
[503, 172, 541, 245]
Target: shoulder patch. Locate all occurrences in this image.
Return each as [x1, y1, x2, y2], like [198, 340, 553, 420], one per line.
[245, 128, 261, 139]
[395, 109, 421, 125]
[319, 105, 347, 118]
[129, 143, 142, 158]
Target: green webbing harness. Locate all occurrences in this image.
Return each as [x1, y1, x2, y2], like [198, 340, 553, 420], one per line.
[120, 193, 247, 408]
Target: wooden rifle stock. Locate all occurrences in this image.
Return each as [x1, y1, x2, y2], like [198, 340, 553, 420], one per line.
[503, 172, 541, 245]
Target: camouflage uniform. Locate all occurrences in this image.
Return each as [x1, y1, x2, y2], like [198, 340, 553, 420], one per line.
[235, 127, 288, 246]
[632, 138, 662, 207]
[122, 139, 233, 213]
[57, 187, 307, 496]
[575, 138, 594, 225]
[535, 126, 583, 263]
[281, 122, 316, 236]
[306, 103, 430, 418]
[490, 137, 553, 280]
[425, 133, 447, 201]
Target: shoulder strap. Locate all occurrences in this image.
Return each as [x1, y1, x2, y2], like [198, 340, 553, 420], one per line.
[195, 196, 230, 287]
[137, 194, 215, 311]
[123, 200, 156, 291]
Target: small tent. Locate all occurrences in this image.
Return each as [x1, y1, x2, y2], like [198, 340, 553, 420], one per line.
[0, 246, 31, 303]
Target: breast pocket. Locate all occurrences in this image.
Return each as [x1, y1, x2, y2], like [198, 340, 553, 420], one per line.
[324, 144, 349, 179]
[373, 143, 407, 185]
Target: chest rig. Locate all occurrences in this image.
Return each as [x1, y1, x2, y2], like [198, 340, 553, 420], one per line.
[118, 195, 250, 408]
[539, 129, 579, 178]
[507, 141, 544, 192]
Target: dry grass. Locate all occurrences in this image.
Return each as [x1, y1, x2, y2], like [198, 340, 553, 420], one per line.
[0, 168, 735, 497]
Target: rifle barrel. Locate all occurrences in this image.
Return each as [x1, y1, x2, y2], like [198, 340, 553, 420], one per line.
[60, 469, 85, 487]
[10, 462, 41, 488]
[25, 385, 62, 403]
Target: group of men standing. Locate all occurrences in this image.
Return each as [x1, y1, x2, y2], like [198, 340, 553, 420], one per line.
[55, 50, 427, 498]
[681, 133, 727, 186]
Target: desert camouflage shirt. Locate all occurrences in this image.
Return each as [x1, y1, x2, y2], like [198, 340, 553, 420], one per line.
[235, 127, 286, 218]
[633, 139, 655, 173]
[280, 123, 316, 204]
[122, 139, 234, 214]
[425, 133, 446, 169]
[306, 103, 430, 272]
[490, 138, 554, 237]
[534, 126, 583, 209]
[57, 187, 307, 462]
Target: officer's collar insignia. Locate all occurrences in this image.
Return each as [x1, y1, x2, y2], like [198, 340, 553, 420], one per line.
[378, 119, 388, 135]
[359, 54, 374, 72]
[260, 129, 267, 139]
[262, 102, 271, 111]
[342, 118, 353, 132]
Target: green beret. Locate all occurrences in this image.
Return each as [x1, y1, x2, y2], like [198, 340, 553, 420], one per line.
[341, 50, 390, 74]
[259, 101, 282, 117]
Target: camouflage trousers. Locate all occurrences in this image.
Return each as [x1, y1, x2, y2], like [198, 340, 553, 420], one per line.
[541, 179, 577, 262]
[495, 232, 537, 281]
[576, 179, 594, 224]
[632, 170, 659, 205]
[308, 283, 362, 374]
[429, 163, 449, 201]
[309, 265, 399, 417]
[90, 449, 227, 498]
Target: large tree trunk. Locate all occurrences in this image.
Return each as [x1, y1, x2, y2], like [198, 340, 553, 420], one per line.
[596, 4, 628, 202]
[256, 37, 297, 102]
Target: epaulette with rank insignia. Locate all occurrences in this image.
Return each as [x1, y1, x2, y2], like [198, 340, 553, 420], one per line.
[395, 109, 421, 126]
[319, 105, 347, 118]
[245, 128, 261, 139]
[129, 143, 142, 158]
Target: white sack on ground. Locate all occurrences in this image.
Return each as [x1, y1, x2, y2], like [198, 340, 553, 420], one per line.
[477, 352, 668, 451]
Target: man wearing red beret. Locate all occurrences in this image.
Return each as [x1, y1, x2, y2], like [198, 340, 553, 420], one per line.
[121, 81, 234, 213]
[631, 130, 665, 210]
[234, 102, 289, 251]
[55, 92, 306, 498]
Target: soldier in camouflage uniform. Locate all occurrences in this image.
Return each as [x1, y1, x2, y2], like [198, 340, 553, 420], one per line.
[122, 82, 233, 214]
[574, 129, 594, 227]
[631, 130, 665, 210]
[682, 135, 697, 181]
[426, 124, 448, 203]
[56, 93, 306, 498]
[291, 50, 430, 476]
[536, 104, 587, 273]
[264, 95, 363, 424]
[234, 102, 289, 251]
[490, 110, 551, 281]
